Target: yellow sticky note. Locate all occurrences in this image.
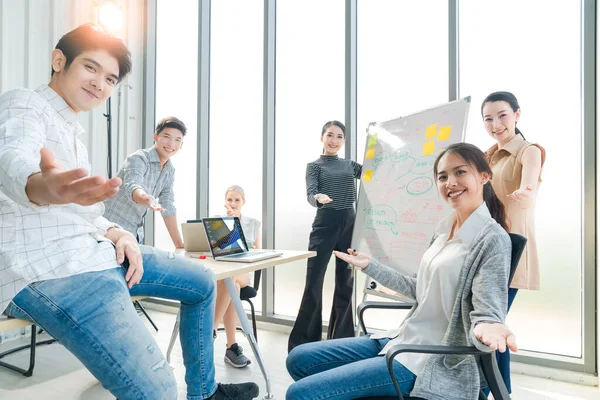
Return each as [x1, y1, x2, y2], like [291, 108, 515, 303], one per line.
[425, 124, 437, 140]
[438, 126, 451, 141]
[363, 170, 373, 182]
[423, 140, 435, 156]
[368, 134, 378, 147]
[365, 147, 376, 159]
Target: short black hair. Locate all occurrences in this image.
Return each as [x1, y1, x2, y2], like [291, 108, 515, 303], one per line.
[155, 116, 187, 137]
[52, 23, 132, 82]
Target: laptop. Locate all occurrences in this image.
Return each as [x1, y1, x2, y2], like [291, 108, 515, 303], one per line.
[181, 220, 212, 254]
[202, 217, 282, 263]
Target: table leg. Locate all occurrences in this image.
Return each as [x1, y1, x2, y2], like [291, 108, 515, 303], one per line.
[224, 277, 274, 399]
[166, 309, 180, 364]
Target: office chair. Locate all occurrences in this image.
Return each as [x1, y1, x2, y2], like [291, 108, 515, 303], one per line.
[357, 233, 527, 400]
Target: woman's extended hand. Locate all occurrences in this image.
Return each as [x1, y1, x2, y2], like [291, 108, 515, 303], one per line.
[473, 323, 518, 353]
[333, 249, 371, 270]
[314, 194, 333, 204]
[506, 184, 533, 203]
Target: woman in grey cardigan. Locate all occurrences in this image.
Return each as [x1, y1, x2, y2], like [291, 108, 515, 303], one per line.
[286, 143, 518, 400]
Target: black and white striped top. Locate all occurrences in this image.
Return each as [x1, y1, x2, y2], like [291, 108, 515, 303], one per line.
[306, 155, 362, 210]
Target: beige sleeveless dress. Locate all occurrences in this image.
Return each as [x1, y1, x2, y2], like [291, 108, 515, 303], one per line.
[486, 134, 546, 290]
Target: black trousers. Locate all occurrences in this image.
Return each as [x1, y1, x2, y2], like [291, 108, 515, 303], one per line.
[288, 208, 355, 353]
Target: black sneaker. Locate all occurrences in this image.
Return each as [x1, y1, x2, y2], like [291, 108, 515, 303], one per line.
[209, 382, 259, 400]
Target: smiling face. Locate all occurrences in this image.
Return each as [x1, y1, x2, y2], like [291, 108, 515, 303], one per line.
[49, 49, 119, 113]
[436, 152, 489, 216]
[225, 190, 245, 213]
[153, 127, 184, 161]
[321, 125, 345, 156]
[482, 100, 521, 146]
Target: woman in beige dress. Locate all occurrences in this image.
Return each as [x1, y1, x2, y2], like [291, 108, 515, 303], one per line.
[481, 91, 545, 394]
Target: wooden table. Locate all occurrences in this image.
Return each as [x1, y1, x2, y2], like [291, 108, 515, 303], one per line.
[164, 249, 316, 399]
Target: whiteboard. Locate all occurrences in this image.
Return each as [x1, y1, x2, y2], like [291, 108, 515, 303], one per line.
[352, 97, 470, 295]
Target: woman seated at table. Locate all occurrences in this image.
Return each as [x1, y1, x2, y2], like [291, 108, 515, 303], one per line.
[285, 142, 518, 400]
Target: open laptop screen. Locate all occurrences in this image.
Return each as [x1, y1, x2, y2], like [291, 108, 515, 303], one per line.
[202, 217, 249, 257]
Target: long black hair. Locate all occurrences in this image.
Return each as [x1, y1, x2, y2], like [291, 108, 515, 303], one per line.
[433, 142, 509, 231]
[481, 91, 525, 140]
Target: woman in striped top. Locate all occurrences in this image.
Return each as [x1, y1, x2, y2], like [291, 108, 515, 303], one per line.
[288, 121, 362, 353]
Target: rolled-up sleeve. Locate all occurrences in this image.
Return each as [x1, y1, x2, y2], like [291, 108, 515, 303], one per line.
[0, 91, 49, 210]
[92, 215, 122, 237]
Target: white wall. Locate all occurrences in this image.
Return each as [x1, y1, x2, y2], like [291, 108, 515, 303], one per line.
[0, 0, 147, 177]
[0, 0, 147, 342]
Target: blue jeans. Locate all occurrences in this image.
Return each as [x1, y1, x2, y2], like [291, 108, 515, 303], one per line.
[286, 335, 417, 400]
[4, 245, 217, 400]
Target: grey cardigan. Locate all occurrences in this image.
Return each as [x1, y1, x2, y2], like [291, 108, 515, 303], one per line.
[363, 219, 511, 400]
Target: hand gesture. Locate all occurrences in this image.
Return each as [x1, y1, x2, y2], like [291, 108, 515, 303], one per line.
[138, 192, 165, 212]
[224, 203, 241, 218]
[473, 323, 518, 353]
[115, 233, 144, 289]
[333, 249, 371, 270]
[27, 148, 121, 206]
[314, 193, 333, 204]
[506, 184, 533, 203]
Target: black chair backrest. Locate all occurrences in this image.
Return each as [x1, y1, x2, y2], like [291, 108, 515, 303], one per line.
[508, 233, 527, 287]
[253, 269, 261, 291]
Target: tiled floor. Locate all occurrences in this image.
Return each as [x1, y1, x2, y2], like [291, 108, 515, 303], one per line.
[0, 310, 597, 399]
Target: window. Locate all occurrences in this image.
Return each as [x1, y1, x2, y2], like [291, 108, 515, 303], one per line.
[154, 0, 199, 248]
[209, 0, 264, 311]
[274, 0, 346, 318]
[357, 0, 449, 330]
[459, 0, 582, 357]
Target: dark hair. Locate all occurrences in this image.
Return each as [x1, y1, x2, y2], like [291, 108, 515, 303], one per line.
[155, 116, 187, 136]
[320, 120, 345, 154]
[433, 142, 509, 231]
[481, 91, 525, 140]
[52, 23, 132, 82]
[321, 120, 346, 137]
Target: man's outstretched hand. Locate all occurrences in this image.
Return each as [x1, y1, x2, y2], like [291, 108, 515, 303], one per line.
[26, 148, 121, 206]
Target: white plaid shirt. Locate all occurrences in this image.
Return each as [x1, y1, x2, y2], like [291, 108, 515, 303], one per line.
[0, 85, 120, 315]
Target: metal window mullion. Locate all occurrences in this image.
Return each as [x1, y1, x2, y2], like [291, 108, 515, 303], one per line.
[345, 0, 357, 162]
[197, 0, 211, 219]
[581, 0, 596, 375]
[143, 0, 157, 246]
[448, 0, 458, 101]
[262, 0, 276, 316]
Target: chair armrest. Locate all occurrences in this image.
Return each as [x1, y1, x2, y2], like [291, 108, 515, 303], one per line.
[357, 300, 415, 335]
[384, 344, 511, 400]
